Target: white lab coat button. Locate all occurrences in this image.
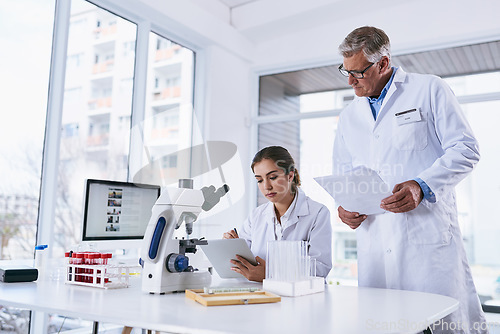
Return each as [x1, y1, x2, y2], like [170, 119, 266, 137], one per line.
[386, 249, 391, 254]
[375, 134, 379, 139]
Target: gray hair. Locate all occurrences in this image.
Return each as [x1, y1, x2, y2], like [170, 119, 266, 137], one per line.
[338, 26, 391, 64]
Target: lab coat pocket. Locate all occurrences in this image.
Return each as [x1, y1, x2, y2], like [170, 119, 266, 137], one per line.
[392, 110, 428, 151]
[405, 203, 451, 246]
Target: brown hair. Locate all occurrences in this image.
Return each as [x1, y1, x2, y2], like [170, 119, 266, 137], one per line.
[251, 146, 301, 192]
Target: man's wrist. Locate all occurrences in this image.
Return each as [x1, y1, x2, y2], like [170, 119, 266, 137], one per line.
[414, 178, 436, 203]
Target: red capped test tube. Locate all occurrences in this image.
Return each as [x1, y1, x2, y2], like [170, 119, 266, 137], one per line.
[75, 253, 84, 281]
[101, 253, 112, 265]
[65, 251, 72, 280]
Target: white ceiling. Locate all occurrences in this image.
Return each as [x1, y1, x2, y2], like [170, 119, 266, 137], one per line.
[205, 0, 421, 43]
[217, 0, 258, 8]
[192, 0, 342, 42]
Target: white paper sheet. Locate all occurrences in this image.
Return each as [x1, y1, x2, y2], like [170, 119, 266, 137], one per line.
[314, 167, 392, 215]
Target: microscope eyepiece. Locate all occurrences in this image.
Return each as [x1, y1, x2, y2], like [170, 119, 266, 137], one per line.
[201, 184, 230, 211]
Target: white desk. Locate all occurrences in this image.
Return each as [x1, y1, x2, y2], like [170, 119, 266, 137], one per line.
[0, 278, 458, 334]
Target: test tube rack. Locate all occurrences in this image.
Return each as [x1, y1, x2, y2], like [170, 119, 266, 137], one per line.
[263, 276, 324, 297]
[65, 263, 132, 289]
[263, 240, 325, 297]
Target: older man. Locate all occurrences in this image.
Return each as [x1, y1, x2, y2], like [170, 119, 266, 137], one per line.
[333, 26, 487, 334]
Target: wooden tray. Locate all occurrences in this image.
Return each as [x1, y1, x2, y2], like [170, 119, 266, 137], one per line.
[185, 289, 281, 306]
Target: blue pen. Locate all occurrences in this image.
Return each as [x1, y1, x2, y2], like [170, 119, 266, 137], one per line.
[233, 228, 238, 237]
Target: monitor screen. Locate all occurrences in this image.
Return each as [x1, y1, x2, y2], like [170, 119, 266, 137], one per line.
[82, 179, 160, 242]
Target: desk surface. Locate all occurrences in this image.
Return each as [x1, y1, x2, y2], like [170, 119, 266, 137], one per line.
[0, 277, 458, 334]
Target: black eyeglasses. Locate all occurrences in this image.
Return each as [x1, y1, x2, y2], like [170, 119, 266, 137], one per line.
[338, 62, 375, 79]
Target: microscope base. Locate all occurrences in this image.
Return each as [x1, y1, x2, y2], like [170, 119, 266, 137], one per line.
[142, 270, 212, 294]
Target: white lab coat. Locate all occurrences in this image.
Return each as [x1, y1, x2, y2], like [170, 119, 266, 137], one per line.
[239, 188, 332, 278]
[333, 68, 487, 333]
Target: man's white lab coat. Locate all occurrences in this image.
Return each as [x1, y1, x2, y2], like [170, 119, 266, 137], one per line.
[239, 188, 332, 278]
[333, 68, 487, 333]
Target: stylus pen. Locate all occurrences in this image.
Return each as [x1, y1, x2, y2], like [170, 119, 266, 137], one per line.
[233, 228, 238, 237]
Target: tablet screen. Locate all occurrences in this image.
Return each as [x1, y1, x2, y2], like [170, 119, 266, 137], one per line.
[200, 239, 257, 279]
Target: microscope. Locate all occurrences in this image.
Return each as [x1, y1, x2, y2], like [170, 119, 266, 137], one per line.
[141, 179, 229, 294]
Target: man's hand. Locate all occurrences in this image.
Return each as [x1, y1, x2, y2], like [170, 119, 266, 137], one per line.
[338, 206, 367, 230]
[230, 256, 265, 282]
[380, 180, 423, 213]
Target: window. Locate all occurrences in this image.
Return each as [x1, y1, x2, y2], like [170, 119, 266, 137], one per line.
[0, 0, 54, 258]
[444, 73, 500, 307]
[0, 0, 55, 331]
[62, 123, 80, 138]
[344, 239, 357, 260]
[123, 40, 135, 57]
[67, 53, 83, 68]
[139, 32, 195, 183]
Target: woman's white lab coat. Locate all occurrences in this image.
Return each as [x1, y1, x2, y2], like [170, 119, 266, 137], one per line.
[333, 68, 487, 333]
[239, 188, 332, 278]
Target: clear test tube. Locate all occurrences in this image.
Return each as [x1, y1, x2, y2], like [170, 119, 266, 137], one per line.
[301, 241, 307, 280]
[309, 257, 317, 277]
[103, 253, 112, 283]
[268, 242, 272, 280]
[266, 241, 276, 280]
[104, 253, 112, 283]
[293, 241, 298, 281]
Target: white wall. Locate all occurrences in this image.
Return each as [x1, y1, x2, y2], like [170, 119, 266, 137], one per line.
[196, 45, 253, 238]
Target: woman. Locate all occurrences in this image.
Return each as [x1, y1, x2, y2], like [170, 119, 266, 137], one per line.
[223, 146, 332, 282]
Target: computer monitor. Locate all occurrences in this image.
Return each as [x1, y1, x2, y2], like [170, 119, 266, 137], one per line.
[81, 179, 160, 251]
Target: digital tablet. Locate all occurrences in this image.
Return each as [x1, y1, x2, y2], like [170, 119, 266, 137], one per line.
[200, 239, 257, 279]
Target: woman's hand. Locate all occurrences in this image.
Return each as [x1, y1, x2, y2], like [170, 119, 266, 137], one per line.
[223, 229, 239, 239]
[230, 256, 265, 282]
